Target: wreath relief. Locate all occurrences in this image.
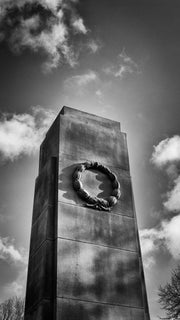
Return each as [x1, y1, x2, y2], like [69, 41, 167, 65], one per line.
[72, 161, 121, 211]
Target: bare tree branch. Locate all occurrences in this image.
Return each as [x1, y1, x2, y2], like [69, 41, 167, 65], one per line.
[158, 265, 180, 320]
[0, 297, 24, 320]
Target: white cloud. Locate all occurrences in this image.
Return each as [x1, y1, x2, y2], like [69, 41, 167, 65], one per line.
[0, 0, 88, 72]
[115, 64, 134, 78]
[119, 49, 135, 64]
[140, 214, 180, 267]
[139, 229, 156, 269]
[0, 107, 55, 161]
[0, 236, 27, 302]
[103, 48, 140, 79]
[117, 49, 140, 78]
[140, 229, 159, 256]
[162, 215, 180, 259]
[87, 39, 101, 53]
[164, 176, 180, 212]
[40, 0, 63, 11]
[72, 17, 87, 34]
[0, 237, 27, 264]
[146, 135, 180, 268]
[140, 228, 164, 268]
[151, 135, 180, 212]
[95, 89, 103, 98]
[65, 70, 98, 88]
[151, 135, 180, 167]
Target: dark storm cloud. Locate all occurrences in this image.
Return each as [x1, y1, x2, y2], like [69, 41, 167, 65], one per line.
[0, 0, 88, 72]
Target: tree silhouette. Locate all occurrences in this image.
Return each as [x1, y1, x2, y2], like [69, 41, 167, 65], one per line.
[158, 265, 180, 319]
[0, 296, 24, 320]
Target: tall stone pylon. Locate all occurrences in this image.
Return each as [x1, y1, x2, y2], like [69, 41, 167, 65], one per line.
[24, 106, 150, 320]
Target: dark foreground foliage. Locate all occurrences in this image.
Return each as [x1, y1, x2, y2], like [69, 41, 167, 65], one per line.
[158, 265, 180, 319]
[0, 296, 24, 320]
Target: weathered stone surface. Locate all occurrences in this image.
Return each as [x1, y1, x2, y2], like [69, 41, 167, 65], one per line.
[58, 156, 134, 217]
[39, 115, 59, 172]
[59, 113, 129, 170]
[139, 258, 151, 316]
[58, 202, 138, 252]
[57, 298, 145, 320]
[25, 299, 53, 320]
[61, 106, 121, 131]
[30, 205, 54, 255]
[25, 240, 54, 311]
[57, 238, 143, 308]
[24, 106, 150, 320]
[32, 158, 57, 224]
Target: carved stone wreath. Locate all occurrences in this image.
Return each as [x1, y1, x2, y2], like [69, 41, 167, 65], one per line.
[72, 161, 121, 211]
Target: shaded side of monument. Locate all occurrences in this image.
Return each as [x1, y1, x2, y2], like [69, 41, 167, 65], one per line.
[24, 106, 150, 320]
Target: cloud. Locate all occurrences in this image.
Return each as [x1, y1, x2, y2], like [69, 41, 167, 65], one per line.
[140, 228, 163, 268]
[144, 135, 180, 266]
[116, 49, 140, 78]
[140, 213, 180, 268]
[72, 17, 88, 34]
[0, 253, 27, 302]
[0, 236, 27, 302]
[151, 135, 180, 168]
[115, 65, 134, 78]
[163, 176, 180, 212]
[140, 229, 160, 256]
[103, 48, 140, 79]
[3, 281, 24, 298]
[151, 135, 180, 212]
[162, 214, 180, 259]
[64, 70, 98, 97]
[87, 39, 102, 53]
[95, 89, 104, 105]
[65, 69, 98, 88]
[142, 135, 180, 268]
[0, 106, 55, 161]
[0, 237, 27, 264]
[95, 89, 103, 98]
[0, 0, 88, 72]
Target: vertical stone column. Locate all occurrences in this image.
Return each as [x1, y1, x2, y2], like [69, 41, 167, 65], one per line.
[24, 106, 150, 320]
[24, 115, 59, 319]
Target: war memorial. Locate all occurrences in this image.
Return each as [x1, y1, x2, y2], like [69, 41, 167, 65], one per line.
[24, 106, 150, 319]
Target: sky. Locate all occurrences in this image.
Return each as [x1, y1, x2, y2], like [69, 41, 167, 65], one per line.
[0, 0, 180, 318]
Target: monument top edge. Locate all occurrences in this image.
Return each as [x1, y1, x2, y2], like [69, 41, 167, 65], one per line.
[59, 106, 121, 130]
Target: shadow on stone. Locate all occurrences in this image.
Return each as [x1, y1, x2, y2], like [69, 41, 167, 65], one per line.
[58, 164, 113, 204]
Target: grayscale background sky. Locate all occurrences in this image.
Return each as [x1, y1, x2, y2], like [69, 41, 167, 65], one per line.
[0, 1, 180, 319]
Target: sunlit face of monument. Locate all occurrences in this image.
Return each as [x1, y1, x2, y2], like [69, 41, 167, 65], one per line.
[24, 106, 150, 320]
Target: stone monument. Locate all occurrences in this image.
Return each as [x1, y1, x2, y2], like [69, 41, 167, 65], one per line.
[24, 106, 150, 319]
